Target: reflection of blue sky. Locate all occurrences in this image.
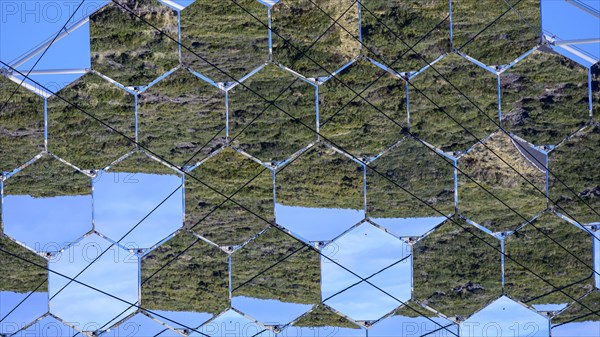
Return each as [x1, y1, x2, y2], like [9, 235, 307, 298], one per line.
[275, 203, 364, 242]
[48, 234, 138, 331]
[93, 172, 183, 249]
[369, 314, 458, 337]
[594, 233, 600, 288]
[3, 194, 92, 253]
[369, 217, 446, 237]
[11, 315, 78, 337]
[531, 303, 567, 312]
[281, 324, 364, 337]
[101, 313, 181, 336]
[191, 310, 273, 337]
[460, 296, 549, 337]
[552, 320, 600, 337]
[232, 296, 313, 326]
[0, 291, 47, 334]
[321, 223, 411, 321]
[147, 310, 212, 331]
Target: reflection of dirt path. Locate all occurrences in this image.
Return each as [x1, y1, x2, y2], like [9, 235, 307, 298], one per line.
[510, 137, 546, 173]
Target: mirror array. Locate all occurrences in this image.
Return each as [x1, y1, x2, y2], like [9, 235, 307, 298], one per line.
[0, 0, 598, 336]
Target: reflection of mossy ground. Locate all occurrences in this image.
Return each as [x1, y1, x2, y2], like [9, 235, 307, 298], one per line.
[367, 137, 454, 219]
[0, 76, 44, 173]
[459, 132, 546, 232]
[505, 212, 594, 306]
[276, 144, 363, 210]
[0, 235, 48, 293]
[413, 218, 502, 320]
[293, 305, 358, 328]
[138, 68, 226, 166]
[361, 0, 450, 72]
[181, 0, 268, 83]
[410, 53, 499, 152]
[228, 64, 316, 164]
[90, 0, 179, 86]
[501, 49, 589, 146]
[47, 73, 135, 170]
[318, 60, 407, 158]
[272, 0, 360, 78]
[552, 291, 600, 324]
[231, 228, 320, 304]
[4, 155, 91, 197]
[141, 232, 229, 314]
[452, 0, 540, 65]
[549, 125, 600, 225]
[184, 148, 273, 247]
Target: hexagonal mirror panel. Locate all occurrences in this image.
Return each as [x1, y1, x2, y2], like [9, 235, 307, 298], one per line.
[10, 315, 78, 337]
[90, 0, 179, 87]
[180, 0, 268, 83]
[228, 63, 317, 165]
[549, 125, 600, 226]
[452, 0, 540, 66]
[321, 222, 412, 323]
[48, 233, 138, 333]
[184, 147, 273, 248]
[0, 75, 44, 173]
[461, 296, 549, 337]
[190, 309, 273, 337]
[279, 305, 364, 336]
[2, 155, 92, 254]
[360, 0, 450, 73]
[141, 232, 229, 323]
[275, 144, 365, 243]
[368, 302, 459, 337]
[409, 53, 499, 153]
[93, 152, 184, 251]
[318, 59, 407, 159]
[271, 0, 360, 79]
[231, 228, 320, 328]
[458, 132, 547, 233]
[47, 72, 135, 170]
[413, 217, 502, 320]
[366, 136, 455, 238]
[101, 312, 183, 336]
[505, 212, 594, 310]
[500, 48, 589, 146]
[0, 235, 48, 335]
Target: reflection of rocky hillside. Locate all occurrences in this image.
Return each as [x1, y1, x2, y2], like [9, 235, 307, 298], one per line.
[367, 137, 454, 218]
[231, 228, 320, 304]
[90, 0, 179, 85]
[141, 232, 229, 314]
[0, 235, 47, 293]
[459, 132, 546, 232]
[413, 218, 502, 320]
[0, 76, 44, 173]
[276, 144, 364, 210]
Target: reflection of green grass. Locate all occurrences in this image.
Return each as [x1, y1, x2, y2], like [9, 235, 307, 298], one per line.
[185, 148, 274, 247]
[552, 290, 600, 324]
[276, 144, 363, 209]
[90, 0, 179, 86]
[459, 132, 546, 232]
[505, 212, 594, 306]
[141, 232, 229, 314]
[0, 76, 44, 173]
[549, 125, 600, 225]
[293, 305, 358, 328]
[228, 65, 316, 164]
[361, 0, 450, 72]
[501, 50, 589, 146]
[413, 218, 502, 319]
[231, 228, 320, 304]
[410, 53, 498, 152]
[0, 235, 47, 293]
[593, 64, 599, 123]
[367, 137, 454, 219]
[452, 0, 540, 65]
[181, 0, 268, 83]
[318, 60, 407, 158]
[272, 0, 360, 78]
[47, 73, 135, 170]
[138, 69, 226, 166]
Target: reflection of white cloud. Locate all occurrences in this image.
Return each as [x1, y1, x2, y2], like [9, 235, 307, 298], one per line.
[275, 203, 364, 242]
[93, 172, 183, 249]
[461, 296, 549, 337]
